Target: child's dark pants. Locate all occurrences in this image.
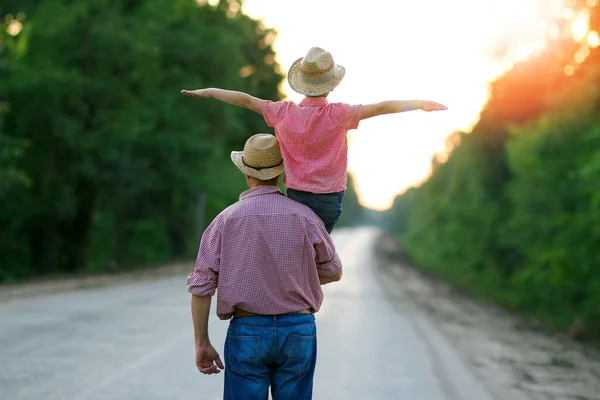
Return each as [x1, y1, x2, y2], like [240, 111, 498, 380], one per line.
[287, 189, 344, 234]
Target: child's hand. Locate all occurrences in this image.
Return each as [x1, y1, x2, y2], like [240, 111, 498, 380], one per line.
[419, 100, 447, 112]
[181, 89, 212, 98]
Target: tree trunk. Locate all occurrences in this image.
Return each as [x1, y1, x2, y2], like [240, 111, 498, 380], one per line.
[63, 178, 97, 273]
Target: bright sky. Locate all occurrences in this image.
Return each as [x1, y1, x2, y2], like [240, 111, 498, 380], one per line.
[239, 0, 566, 210]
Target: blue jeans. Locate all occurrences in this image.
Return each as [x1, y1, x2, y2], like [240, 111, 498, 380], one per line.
[223, 314, 317, 400]
[287, 189, 344, 233]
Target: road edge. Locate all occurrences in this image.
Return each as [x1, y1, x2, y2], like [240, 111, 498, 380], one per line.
[0, 262, 193, 305]
[372, 232, 511, 400]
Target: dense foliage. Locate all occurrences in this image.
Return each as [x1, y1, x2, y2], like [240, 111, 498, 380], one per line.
[0, 0, 365, 283]
[385, 2, 600, 339]
[336, 173, 364, 228]
[0, 0, 286, 281]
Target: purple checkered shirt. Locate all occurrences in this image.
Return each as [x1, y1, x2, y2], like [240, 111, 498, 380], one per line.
[187, 185, 342, 320]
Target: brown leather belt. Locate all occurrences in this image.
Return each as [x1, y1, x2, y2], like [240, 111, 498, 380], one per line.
[232, 309, 313, 318]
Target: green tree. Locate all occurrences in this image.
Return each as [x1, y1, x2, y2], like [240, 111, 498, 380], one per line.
[0, 0, 282, 280]
[383, 0, 600, 338]
[503, 80, 600, 331]
[336, 173, 364, 228]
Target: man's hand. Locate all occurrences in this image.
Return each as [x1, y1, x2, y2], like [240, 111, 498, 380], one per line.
[195, 343, 224, 375]
[419, 100, 448, 112]
[181, 89, 212, 98]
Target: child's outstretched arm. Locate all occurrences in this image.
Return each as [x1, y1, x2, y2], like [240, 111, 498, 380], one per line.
[361, 100, 447, 120]
[181, 88, 265, 114]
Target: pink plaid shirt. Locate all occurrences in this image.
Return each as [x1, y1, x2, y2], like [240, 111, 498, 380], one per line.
[261, 97, 363, 193]
[187, 185, 342, 320]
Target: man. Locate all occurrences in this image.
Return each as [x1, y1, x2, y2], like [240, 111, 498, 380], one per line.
[187, 133, 343, 400]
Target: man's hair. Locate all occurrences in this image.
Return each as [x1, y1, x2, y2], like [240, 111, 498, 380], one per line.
[262, 176, 280, 185]
[253, 175, 280, 186]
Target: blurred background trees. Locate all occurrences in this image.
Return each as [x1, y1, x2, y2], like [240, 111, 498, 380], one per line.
[383, 0, 600, 339]
[336, 173, 364, 228]
[7, 0, 596, 343]
[0, 0, 365, 282]
[0, 0, 357, 281]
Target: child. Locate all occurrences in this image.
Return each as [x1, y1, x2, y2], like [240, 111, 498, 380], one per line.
[182, 47, 447, 233]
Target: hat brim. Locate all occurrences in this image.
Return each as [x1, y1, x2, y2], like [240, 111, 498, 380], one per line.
[231, 151, 284, 180]
[287, 57, 346, 96]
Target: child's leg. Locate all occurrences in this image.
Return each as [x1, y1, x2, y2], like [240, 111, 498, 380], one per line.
[287, 189, 344, 233]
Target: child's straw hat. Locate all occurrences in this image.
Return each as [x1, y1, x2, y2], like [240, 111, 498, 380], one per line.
[288, 47, 345, 96]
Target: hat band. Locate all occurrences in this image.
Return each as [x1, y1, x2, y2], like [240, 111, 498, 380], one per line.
[300, 68, 336, 84]
[242, 157, 283, 171]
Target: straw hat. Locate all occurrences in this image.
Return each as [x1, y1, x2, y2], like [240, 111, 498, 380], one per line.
[288, 47, 346, 96]
[231, 134, 284, 180]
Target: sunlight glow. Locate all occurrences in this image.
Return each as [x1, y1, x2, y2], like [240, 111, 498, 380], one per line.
[548, 24, 561, 40]
[197, 0, 219, 8]
[242, 0, 566, 210]
[575, 46, 591, 63]
[239, 65, 255, 78]
[588, 31, 600, 48]
[572, 11, 591, 42]
[565, 64, 575, 76]
[6, 19, 22, 36]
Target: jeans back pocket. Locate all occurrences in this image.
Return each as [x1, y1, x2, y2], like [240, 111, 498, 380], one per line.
[227, 335, 261, 377]
[284, 334, 316, 376]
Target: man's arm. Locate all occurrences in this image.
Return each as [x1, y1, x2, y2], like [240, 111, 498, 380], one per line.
[310, 221, 343, 285]
[361, 100, 447, 120]
[319, 271, 342, 285]
[191, 294, 224, 375]
[181, 88, 265, 113]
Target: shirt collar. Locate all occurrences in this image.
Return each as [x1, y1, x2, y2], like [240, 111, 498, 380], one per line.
[239, 185, 283, 200]
[299, 97, 329, 106]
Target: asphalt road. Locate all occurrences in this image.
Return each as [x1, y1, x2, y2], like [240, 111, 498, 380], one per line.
[0, 227, 495, 400]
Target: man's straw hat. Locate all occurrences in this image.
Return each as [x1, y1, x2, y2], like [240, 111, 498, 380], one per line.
[288, 47, 345, 96]
[231, 134, 284, 180]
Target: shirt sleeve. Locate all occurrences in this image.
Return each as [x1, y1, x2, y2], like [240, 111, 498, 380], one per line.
[309, 221, 343, 277]
[260, 100, 289, 127]
[187, 215, 224, 297]
[333, 103, 364, 130]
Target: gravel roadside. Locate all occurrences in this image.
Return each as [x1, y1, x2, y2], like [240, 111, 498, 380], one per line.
[374, 234, 600, 400]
